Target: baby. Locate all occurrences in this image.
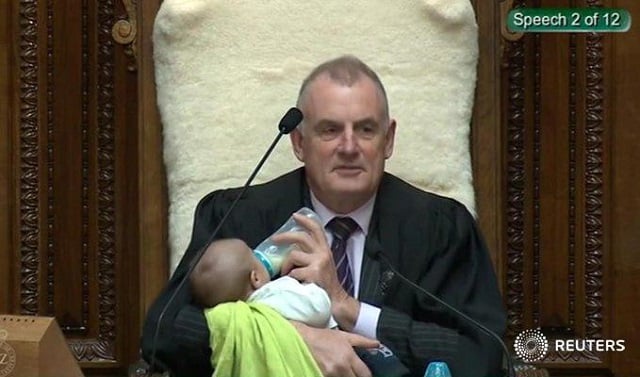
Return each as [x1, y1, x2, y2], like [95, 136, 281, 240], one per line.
[190, 238, 337, 328]
[190, 238, 410, 377]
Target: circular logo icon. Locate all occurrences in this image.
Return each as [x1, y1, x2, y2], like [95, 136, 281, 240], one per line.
[0, 329, 17, 377]
[514, 328, 549, 362]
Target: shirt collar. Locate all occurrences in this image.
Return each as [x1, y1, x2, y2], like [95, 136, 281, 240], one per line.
[309, 191, 375, 236]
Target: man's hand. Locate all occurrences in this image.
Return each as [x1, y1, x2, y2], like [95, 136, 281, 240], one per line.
[276, 213, 341, 295]
[272, 213, 340, 286]
[291, 321, 379, 377]
[276, 213, 361, 329]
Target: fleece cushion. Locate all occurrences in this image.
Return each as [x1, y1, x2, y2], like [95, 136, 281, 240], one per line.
[153, 0, 479, 271]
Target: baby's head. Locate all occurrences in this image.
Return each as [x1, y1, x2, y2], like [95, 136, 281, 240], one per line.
[190, 238, 270, 308]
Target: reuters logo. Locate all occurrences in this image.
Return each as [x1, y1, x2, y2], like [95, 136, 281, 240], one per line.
[514, 328, 549, 362]
[0, 329, 16, 377]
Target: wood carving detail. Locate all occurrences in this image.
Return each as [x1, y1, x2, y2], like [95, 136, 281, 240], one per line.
[568, 33, 577, 329]
[46, 0, 55, 317]
[66, 0, 119, 362]
[583, 29, 605, 339]
[15, 0, 123, 366]
[532, 31, 541, 329]
[80, 0, 91, 333]
[505, 33, 526, 337]
[583, 0, 605, 342]
[500, 0, 610, 368]
[112, 0, 137, 71]
[500, 0, 524, 42]
[544, 349, 602, 363]
[19, 0, 41, 317]
[91, 0, 118, 362]
[69, 340, 115, 362]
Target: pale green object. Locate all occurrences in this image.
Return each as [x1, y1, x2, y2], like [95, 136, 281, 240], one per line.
[205, 301, 323, 377]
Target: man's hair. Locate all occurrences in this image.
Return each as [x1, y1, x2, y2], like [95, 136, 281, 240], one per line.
[296, 55, 390, 124]
[190, 239, 253, 308]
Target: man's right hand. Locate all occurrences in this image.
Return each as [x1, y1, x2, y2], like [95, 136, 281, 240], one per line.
[291, 321, 379, 377]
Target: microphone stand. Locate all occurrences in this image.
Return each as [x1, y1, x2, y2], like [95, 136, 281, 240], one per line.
[147, 108, 303, 371]
[372, 251, 515, 377]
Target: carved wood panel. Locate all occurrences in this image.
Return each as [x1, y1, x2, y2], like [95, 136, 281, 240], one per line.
[495, 0, 640, 375]
[2, 0, 143, 373]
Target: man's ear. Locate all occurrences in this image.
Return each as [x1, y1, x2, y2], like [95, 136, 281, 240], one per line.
[289, 129, 305, 162]
[384, 119, 397, 159]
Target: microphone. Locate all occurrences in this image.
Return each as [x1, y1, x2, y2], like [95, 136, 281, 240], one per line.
[279, 107, 304, 134]
[366, 248, 515, 377]
[147, 107, 304, 371]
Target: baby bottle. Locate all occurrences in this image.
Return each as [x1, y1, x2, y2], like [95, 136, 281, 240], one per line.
[253, 207, 321, 277]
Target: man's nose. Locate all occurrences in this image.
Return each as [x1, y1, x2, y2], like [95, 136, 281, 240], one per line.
[337, 128, 358, 154]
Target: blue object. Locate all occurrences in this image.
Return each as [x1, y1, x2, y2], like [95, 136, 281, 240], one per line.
[354, 345, 411, 377]
[423, 361, 452, 377]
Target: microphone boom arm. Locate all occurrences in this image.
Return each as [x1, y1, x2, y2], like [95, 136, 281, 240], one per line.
[375, 252, 515, 377]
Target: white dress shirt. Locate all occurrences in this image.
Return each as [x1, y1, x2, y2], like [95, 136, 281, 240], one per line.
[310, 192, 381, 340]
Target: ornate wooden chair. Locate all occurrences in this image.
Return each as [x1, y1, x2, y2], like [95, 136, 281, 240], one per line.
[136, 1, 549, 376]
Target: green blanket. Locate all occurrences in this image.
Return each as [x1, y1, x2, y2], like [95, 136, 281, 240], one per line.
[205, 301, 323, 377]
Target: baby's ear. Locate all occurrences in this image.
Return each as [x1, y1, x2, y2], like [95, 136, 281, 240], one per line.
[250, 270, 264, 289]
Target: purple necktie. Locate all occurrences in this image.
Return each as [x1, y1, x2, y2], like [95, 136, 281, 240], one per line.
[326, 217, 359, 296]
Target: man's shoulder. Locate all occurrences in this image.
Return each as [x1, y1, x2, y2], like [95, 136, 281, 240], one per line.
[378, 172, 474, 230]
[380, 172, 467, 213]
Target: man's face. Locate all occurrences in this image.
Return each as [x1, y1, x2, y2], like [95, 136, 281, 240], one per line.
[291, 75, 396, 213]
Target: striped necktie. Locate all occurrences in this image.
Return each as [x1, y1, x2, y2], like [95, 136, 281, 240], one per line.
[326, 217, 359, 296]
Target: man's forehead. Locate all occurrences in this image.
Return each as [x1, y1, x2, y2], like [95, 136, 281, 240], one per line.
[304, 76, 381, 106]
[313, 116, 381, 126]
[304, 87, 384, 120]
[306, 73, 375, 93]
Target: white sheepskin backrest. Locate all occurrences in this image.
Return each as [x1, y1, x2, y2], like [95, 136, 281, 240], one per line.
[153, 0, 479, 271]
